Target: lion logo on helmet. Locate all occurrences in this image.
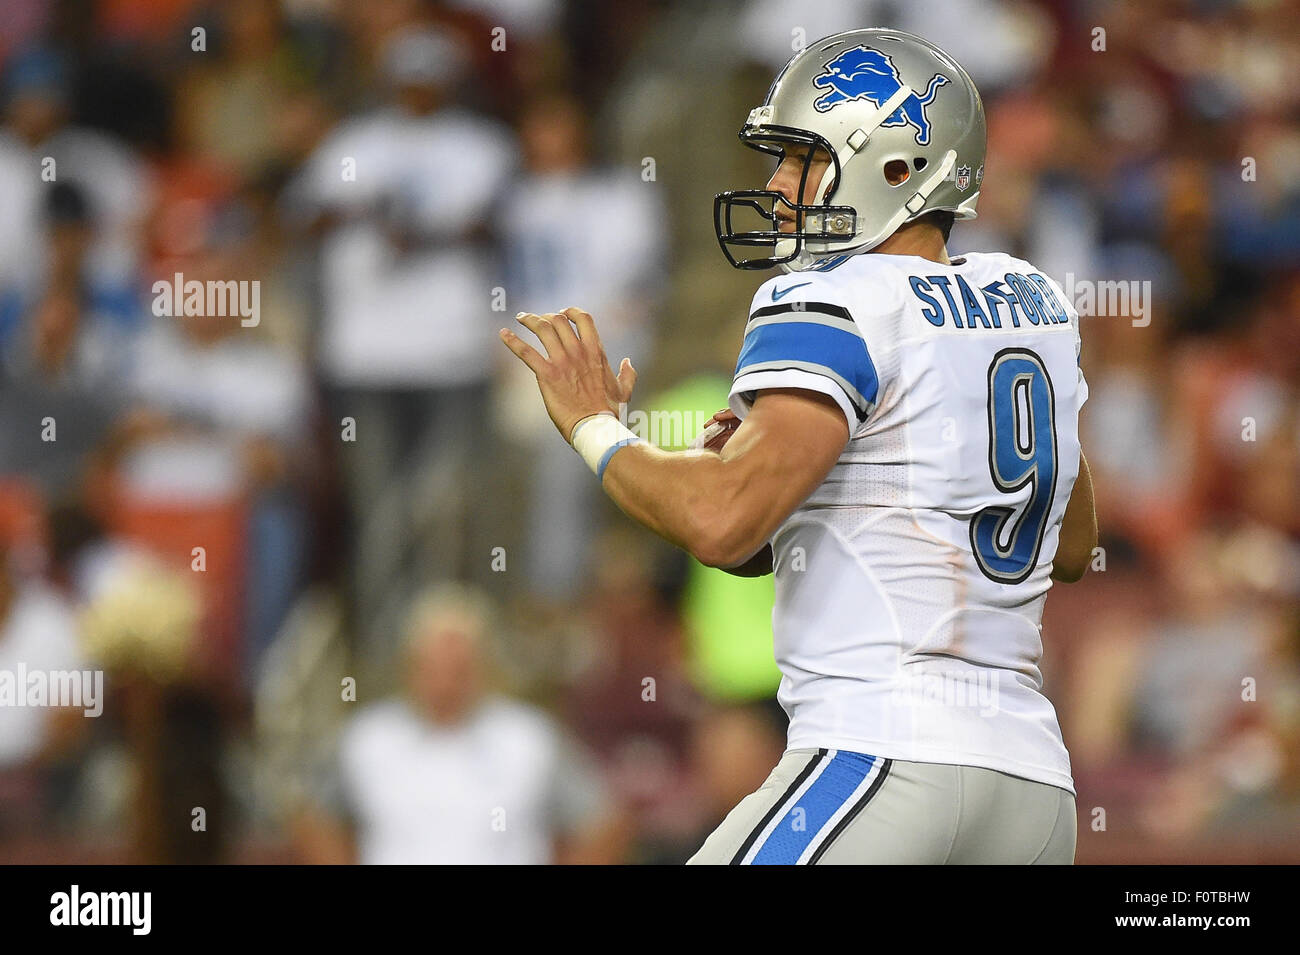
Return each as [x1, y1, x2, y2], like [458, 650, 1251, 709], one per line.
[811, 46, 949, 146]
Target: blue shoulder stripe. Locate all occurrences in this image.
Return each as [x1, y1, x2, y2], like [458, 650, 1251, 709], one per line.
[734, 317, 879, 419]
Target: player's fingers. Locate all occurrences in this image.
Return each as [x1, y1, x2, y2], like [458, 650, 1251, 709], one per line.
[540, 311, 581, 357]
[616, 357, 637, 401]
[709, 408, 739, 425]
[557, 306, 620, 395]
[562, 308, 614, 381]
[561, 306, 600, 349]
[515, 312, 566, 360]
[498, 327, 547, 375]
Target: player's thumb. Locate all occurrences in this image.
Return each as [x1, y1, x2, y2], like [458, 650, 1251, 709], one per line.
[617, 357, 637, 399]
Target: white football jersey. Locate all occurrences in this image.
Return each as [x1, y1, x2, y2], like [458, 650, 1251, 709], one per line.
[728, 250, 1087, 794]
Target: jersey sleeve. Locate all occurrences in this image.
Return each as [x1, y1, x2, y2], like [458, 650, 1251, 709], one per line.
[728, 284, 880, 433]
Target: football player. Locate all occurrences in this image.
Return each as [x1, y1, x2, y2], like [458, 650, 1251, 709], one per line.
[501, 28, 1095, 864]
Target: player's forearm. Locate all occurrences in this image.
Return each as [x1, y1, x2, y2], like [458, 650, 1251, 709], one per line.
[599, 443, 765, 569]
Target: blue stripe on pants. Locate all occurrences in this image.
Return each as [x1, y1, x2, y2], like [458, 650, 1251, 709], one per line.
[751, 751, 876, 865]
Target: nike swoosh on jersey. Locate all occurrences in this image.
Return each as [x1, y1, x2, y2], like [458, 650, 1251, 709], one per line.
[771, 282, 812, 301]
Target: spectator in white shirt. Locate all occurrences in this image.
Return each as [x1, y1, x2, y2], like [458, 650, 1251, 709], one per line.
[0, 542, 89, 838]
[300, 582, 624, 865]
[287, 26, 517, 650]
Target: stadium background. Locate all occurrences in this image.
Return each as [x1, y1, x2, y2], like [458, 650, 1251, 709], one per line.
[0, 0, 1297, 863]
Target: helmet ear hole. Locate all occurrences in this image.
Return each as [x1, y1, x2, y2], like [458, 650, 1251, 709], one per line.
[883, 159, 910, 186]
[913, 157, 928, 171]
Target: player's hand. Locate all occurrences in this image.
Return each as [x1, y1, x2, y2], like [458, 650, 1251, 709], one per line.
[690, 408, 741, 452]
[499, 306, 637, 441]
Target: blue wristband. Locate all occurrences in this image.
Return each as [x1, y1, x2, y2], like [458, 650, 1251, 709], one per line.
[596, 437, 641, 482]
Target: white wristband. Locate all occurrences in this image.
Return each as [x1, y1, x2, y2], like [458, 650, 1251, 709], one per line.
[570, 413, 641, 480]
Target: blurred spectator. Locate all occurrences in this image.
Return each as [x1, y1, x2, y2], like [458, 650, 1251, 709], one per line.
[287, 25, 516, 648]
[124, 302, 312, 671]
[299, 582, 624, 864]
[495, 90, 665, 599]
[0, 45, 149, 341]
[0, 539, 87, 838]
[174, 0, 307, 181]
[0, 181, 138, 502]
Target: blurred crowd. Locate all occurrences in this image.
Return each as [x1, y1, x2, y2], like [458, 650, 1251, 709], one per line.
[0, 0, 1296, 864]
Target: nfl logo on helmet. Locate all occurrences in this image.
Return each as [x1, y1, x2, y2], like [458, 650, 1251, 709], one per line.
[955, 164, 971, 191]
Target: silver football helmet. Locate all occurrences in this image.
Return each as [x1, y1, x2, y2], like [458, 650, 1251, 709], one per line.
[715, 29, 986, 271]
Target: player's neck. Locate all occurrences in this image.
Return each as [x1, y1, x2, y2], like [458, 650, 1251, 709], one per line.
[869, 224, 951, 265]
